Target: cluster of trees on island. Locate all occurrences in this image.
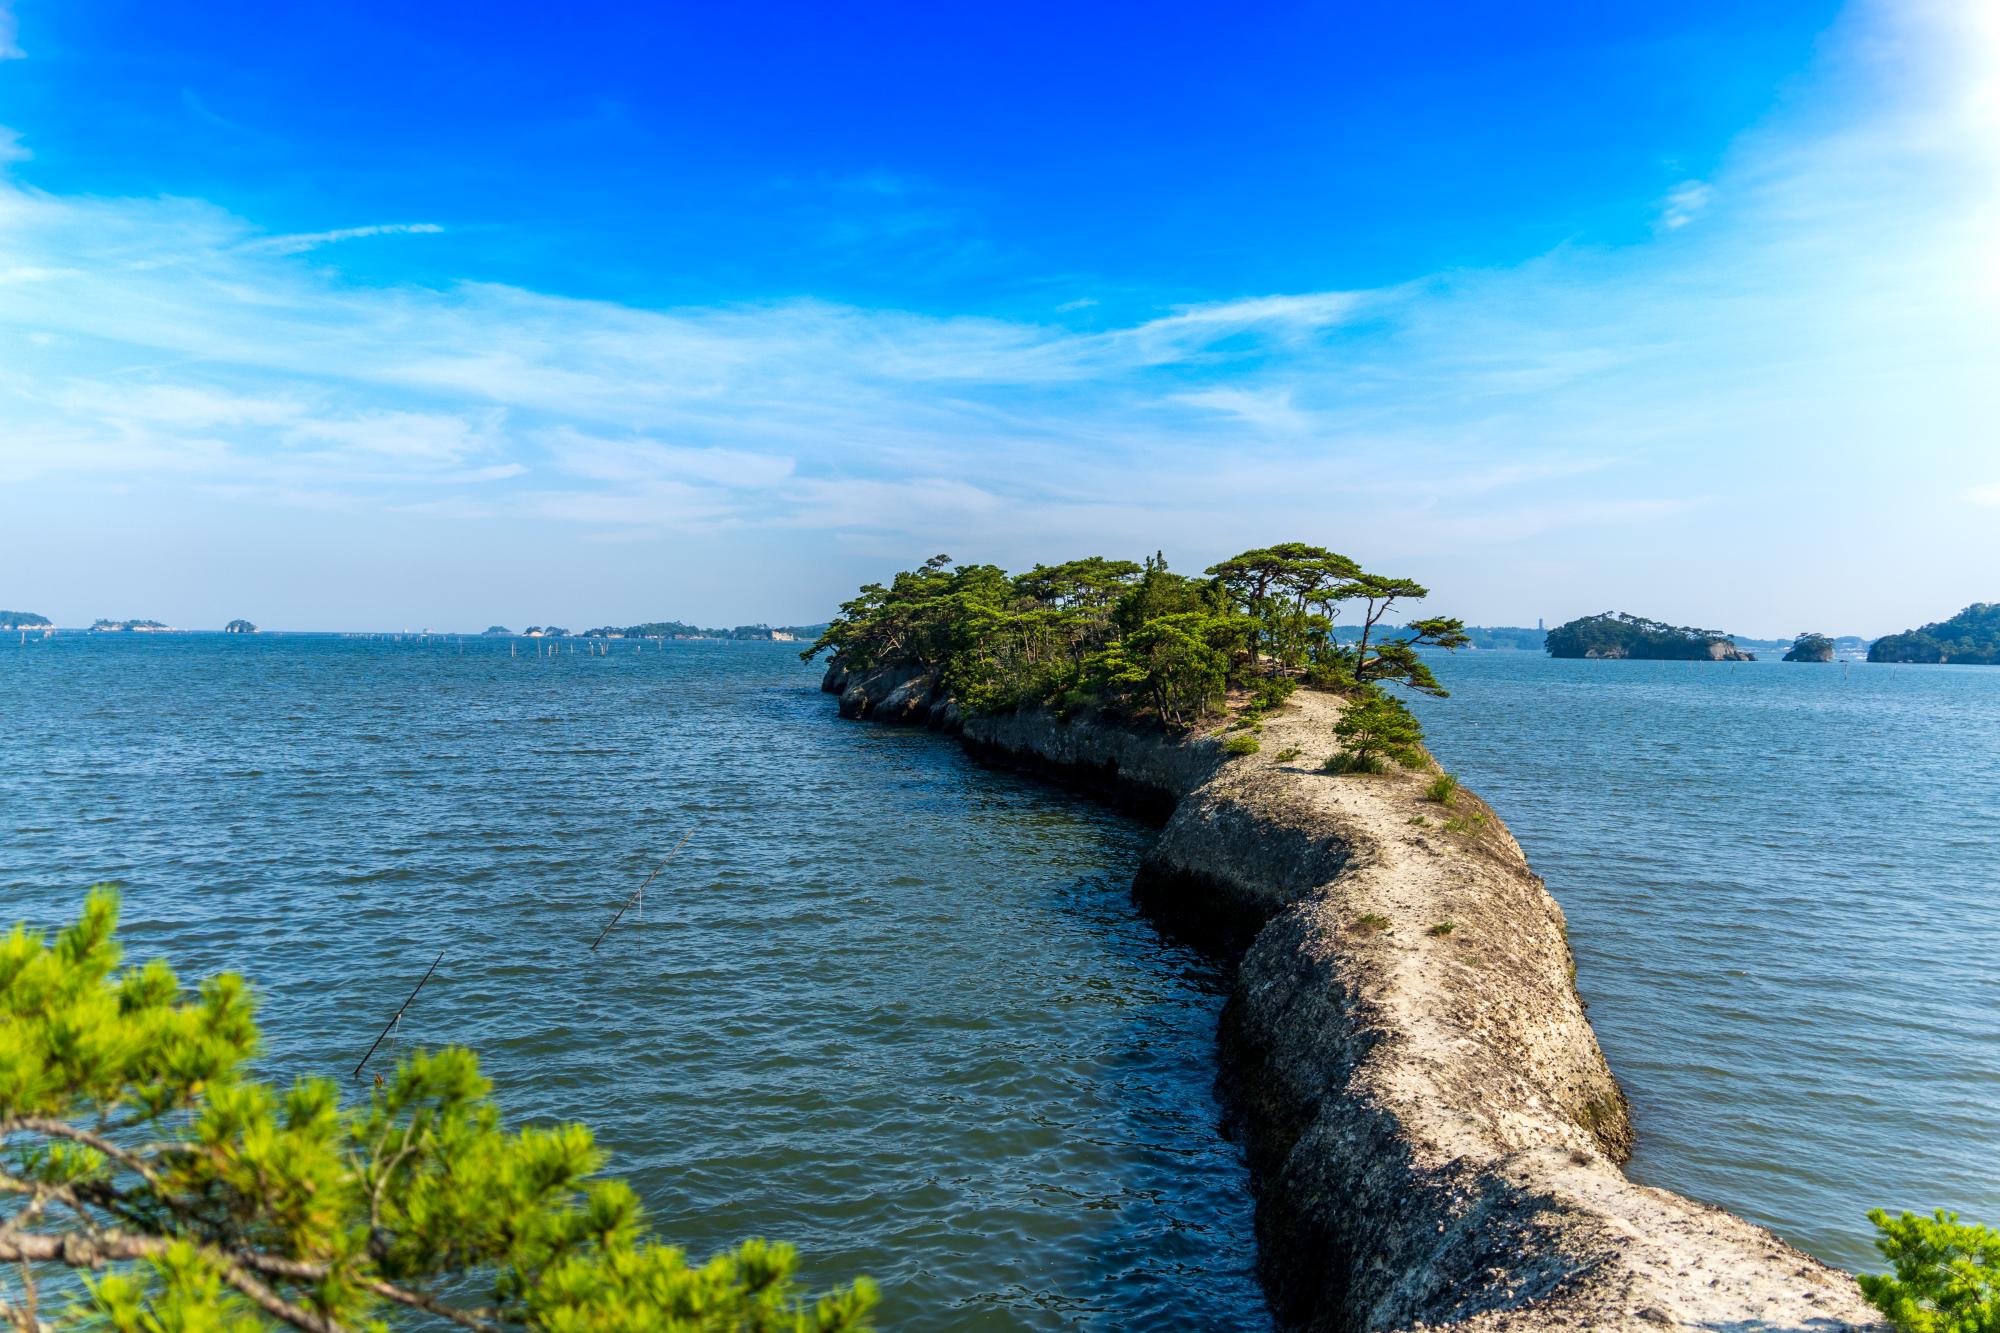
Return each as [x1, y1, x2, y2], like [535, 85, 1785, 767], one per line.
[807, 543, 1468, 767]
[1542, 612, 1755, 661]
[482, 622, 826, 641]
[1867, 603, 2000, 665]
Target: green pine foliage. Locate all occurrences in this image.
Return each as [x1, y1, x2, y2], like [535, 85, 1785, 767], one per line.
[1328, 690, 1427, 771]
[805, 543, 1467, 730]
[1543, 612, 1741, 660]
[1861, 1210, 2000, 1333]
[1869, 604, 2000, 665]
[0, 889, 877, 1332]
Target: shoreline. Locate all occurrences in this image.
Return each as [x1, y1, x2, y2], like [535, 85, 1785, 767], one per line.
[825, 659, 1881, 1332]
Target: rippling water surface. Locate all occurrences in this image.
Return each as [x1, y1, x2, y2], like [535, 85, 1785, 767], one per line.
[9, 637, 1996, 1299]
[1, 634, 1267, 1329]
[1410, 653, 2000, 1271]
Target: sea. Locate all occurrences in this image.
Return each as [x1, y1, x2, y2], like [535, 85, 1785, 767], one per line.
[2, 634, 1994, 1326]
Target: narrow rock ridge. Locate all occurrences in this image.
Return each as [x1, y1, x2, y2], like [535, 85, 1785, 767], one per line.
[825, 659, 1881, 1333]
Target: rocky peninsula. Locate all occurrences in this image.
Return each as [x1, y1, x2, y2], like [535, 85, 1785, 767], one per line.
[824, 659, 1877, 1332]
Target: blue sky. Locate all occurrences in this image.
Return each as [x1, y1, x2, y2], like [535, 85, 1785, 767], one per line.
[1, 1, 1995, 633]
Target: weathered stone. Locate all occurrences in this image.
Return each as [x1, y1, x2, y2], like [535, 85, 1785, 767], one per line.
[828, 668, 1882, 1333]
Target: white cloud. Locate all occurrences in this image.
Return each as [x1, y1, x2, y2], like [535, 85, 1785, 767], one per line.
[0, 3, 23, 61]
[0, 0, 1995, 631]
[244, 222, 445, 255]
[1966, 483, 2000, 507]
[283, 408, 503, 463]
[1167, 387, 1316, 434]
[1659, 179, 1714, 229]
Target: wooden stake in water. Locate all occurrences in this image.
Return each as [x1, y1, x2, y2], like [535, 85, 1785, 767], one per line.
[591, 833, 694, 951]
[352, 949, 445, 1080]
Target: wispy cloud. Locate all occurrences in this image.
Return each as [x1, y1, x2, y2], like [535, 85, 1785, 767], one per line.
[0, 3, 23, 61]
[243, 222, 445, 255]
[1658, 179, 1714, 230]
[0, 0, 1995, 632]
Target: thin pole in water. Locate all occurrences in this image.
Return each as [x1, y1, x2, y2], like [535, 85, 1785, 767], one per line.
[353, 949, 445, 1081]
[591, 832, 694, 951]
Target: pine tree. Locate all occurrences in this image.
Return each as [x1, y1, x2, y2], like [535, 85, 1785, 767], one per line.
[0, 889, 877, 1332]
[1327, 689, 1426, 772]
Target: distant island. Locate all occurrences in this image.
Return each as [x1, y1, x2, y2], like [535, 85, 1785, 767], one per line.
[0, 610, 51, 630]
[1457, 625, 1549, 651]
[1868, 603, 2000, 664]
[1728, 632, 1869, 654]
[1783, 633, 1835, 662]
[90, 618, 173, 633]
[475, 620, 827, 641]
[1545, 612, 1754, 661]
[223, 619, 257, 634]
[577, 621, 829, 641]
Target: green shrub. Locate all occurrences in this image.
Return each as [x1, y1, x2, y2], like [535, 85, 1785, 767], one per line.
[1443, 812, 1487, 836]
[1248, 674, 1298, 712]
[1353, 912, 1392, 933]
[1427, 920, 1456, 937]
[1330, 689, 1425, 772]
[1407, 815, 1430, 827]
[1324, 750, 1386, 775]
[1274, 746, 1303, 762]
[1224, 733, 1261, 756]
[0, 889, 877, 1331]
[1424, 772, 1459, 805]
[1860, 1209, 2000, 1333]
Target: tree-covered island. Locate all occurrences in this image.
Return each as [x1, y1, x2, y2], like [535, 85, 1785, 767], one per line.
[89, 619, 172, 633]
[0, 610, 51, 630]
[582, 621, 827, 641]
[1544, 612, 1754, 661]
[223, 619, 258, 634]
[806, 544, 1468, 765]
[1867, 603, 2000, 664]
[1783, 632, 1834, 662]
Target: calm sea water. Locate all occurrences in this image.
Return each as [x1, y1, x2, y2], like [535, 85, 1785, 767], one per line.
[4, 638, 1994, 1302]
[0, 634, 1265, 1330]
[1409, 653, 2000, 1272]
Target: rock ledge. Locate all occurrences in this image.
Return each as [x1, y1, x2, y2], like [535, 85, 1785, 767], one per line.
[823, 661, 1880, 1332]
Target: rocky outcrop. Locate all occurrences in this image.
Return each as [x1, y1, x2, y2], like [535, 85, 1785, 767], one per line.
[822, 660, 1880, 1333]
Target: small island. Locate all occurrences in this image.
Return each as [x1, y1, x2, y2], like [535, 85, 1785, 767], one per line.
[223, 619, 258, 634]
[90, 618, 173, 633]
[481, 625, 513, 636]
[1545, 612, 1754, 661]
[1783, 632, 1835, 662]
[0, 610, 51, 630]
[1868, 602, 2000, 664]
[579, 620, 828, 641]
